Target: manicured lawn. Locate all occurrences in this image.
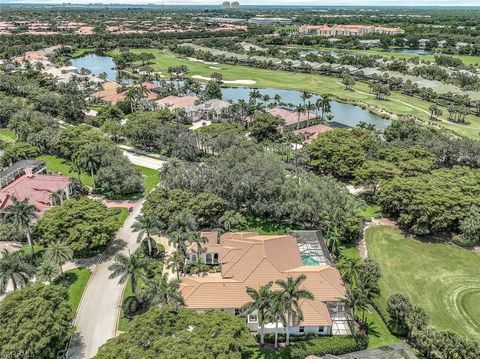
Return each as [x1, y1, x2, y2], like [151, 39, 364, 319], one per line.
[366, 225, 480, 340]
[38, 154, 93, 187]
[362, 305, 400, 348]
[55, 268, 91, 312]
[248, 346, 290, 359]
[111, 48, 479, 139]
[245, 215, 299, 235]
[115, 207, 129, 225]
[0, 128, 16, 142]
[358, 204, 383, 221]
[131, 164, 159, 192]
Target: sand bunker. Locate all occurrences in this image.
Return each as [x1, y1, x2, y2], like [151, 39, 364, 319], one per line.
[187, 57, 219, 65]
[192, 75, 256, 85]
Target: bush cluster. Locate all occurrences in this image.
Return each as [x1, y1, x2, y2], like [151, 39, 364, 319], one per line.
[289, 335, 368, 359]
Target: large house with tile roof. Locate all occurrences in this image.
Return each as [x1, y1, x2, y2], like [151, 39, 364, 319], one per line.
[181, 231, 351, 336]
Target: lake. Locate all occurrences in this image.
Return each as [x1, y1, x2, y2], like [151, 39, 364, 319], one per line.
[388, 49, 435, 55]
[72, 54, 390, 130]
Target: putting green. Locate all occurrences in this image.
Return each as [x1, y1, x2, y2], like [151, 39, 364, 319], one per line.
[366, 226, 480, 339]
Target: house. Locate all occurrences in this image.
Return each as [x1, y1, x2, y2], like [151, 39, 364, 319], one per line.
[181, 231, 350, 336]
[0, 163, 71, 217]
[268, 107, 318, 131]
[293, 123, 334, 144]
[184, 99, 231, 122]
[155, 95, 198, 111]
[93, 82, 157, 105]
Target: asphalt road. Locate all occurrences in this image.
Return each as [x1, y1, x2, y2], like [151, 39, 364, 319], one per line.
[67, 200, 144, 359]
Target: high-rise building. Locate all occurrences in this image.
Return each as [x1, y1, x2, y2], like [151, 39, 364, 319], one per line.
[222, 1, 231, 9]
[231, 1, 240, 8]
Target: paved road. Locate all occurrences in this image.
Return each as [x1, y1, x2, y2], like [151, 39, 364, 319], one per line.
[67, 201, 144, 359]
[122, 150, 166, 170]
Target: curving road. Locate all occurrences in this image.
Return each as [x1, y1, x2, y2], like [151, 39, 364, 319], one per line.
[67, 200, 144, 359]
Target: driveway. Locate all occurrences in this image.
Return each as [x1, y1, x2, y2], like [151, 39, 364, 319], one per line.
[67, 200, 144, 359]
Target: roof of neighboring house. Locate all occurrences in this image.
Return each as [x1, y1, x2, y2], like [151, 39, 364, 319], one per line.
[268, 107, 317, 127]
[293, 123, 334, 143]
[184, 99, 231, 113]
[0, 173, 70, 216]
[92, 81, 157, 104]
[155, 95, 198, 110]
[181, 232, 346, 326]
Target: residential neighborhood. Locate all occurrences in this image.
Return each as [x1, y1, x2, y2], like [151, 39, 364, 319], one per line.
[0, 3, 479, 359]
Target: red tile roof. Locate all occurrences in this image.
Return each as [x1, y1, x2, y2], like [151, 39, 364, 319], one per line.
[0, 174, 70, 216]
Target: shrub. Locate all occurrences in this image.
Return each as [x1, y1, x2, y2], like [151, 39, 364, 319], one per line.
[289, 335, 368, 359]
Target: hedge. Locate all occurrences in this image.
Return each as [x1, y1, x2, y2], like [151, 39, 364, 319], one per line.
[371, 297, 408, 337]
[289, 335, 368, 359]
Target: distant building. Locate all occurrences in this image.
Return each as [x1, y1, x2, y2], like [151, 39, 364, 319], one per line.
[231, 1, 240, 8]
[299, 24, 404, 37]
[222, 1, 230, 9]
[248, 17, 292, 25]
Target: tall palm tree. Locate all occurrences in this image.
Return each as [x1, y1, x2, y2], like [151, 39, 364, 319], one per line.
[341, 286, 368, 335]
[168, 209, 197, 234]
[275, 275, 314, 346]
[36, 260, 61, 283]
[188, 232, 208, 262]
[319, 96, 331, 122]
[267, 291, 286, 349]
[44, 241, 73, 275]
[242, 282, 273, 346]
[249, 89, 262, 105]
[2, 197, 38, 255]
[167, 251, 185, 280]
[132, 213, 161, 256]
[145, 273, 184, 310]
[168, 231, 189, 257]
[340, 257, 361, 287]
[305, 102, 315, 126]
[300, 90, 312, 108]
[108, 251, 147, 296]
[295, 104, 305, 130]
[0, 250, 34, 294]
[69, 158, 83, 184]
[49, 189, 65, 206]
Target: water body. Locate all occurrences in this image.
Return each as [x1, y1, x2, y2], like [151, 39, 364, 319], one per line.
[388, 49, 435, 55]
[222, 87, 390, 129]
[71, 54, 132, 84]
[73, 54, 390, 130]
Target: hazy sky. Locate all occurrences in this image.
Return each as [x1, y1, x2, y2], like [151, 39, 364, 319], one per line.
[4, 0, 480, 6]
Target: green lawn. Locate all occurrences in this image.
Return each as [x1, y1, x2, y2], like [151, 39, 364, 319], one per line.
[111, 49, 479, 140]
[55, 268, 91, 312]
[131, 164, 159, 192]
[245, 215, 300, 235]
[0, 128, 16, 143]
[38, 154, 93, 187]
[358, 204, 383, 221]
[248, 346, 290, 359]
[366, 225, 480, 340]
[363, 305, 400, 348]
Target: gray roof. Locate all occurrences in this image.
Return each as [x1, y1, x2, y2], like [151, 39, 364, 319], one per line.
[0, 160, 45, 188]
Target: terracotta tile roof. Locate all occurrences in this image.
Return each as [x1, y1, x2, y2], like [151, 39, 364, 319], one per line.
[0, 173, 70, 216]
[155, 95, 198, 111]
[268, 107, 316, 127]
[293, 123, 334, 143]
[181, 232, 346, 326]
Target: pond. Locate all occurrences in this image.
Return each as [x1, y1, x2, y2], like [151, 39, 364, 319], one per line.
[222, 87, 390, 129]
[388, 49, 435, 55]
[71, 54, 132, 84]
[73, 54, 390, 130]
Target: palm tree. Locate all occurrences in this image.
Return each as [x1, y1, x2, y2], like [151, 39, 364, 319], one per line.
[340, 257, 361, 287]
[144, 273, 184, 310]
[273, 94, 282, 106]
[188, 232, 207, 262]
[168, 231, 189, 257]
[305, 102, 315, 126]
[0, 250, 34, 294]
[242, 282, 273, 346]
[108, 251, 147, 296]
[295, 104, 305, 130]
[406, 305, 428, 338]
[267, 291, 286, 349]
[49, 189, 65, 206]
[249, 89, 262, 105]
[341, 286, 368, 335]
[132, 213, 161, 256]
[69, 158, 83, 184]
[2, 197, 38, 255]
[167, 251, 185, 280]
[219, 210, 247, 232]
[429, 104, 442, 121]
[44, 241, 73, 275]
[168, 209, 197, 234]
[300, 90, 312, 108]
[36, 260, 61, 283]
[275, 275, 314, 346]
[318, 96, 331, 122]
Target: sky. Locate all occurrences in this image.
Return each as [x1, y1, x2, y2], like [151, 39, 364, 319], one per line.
[3, 0, 480, 6]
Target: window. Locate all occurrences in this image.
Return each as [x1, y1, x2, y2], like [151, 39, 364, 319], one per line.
[190, 254, 197, 262]
[206, 253, 212, 264]
[318, 326, 324, 333]
[337, 304, 345, 312]
[248, 314, 258, 323]
[213, 253, 219, 264]
[235, 308, 240, 316]
[299, 326, 305, 334]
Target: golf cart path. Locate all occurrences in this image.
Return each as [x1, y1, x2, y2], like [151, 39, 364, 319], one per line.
[67, 200, 144, 359]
